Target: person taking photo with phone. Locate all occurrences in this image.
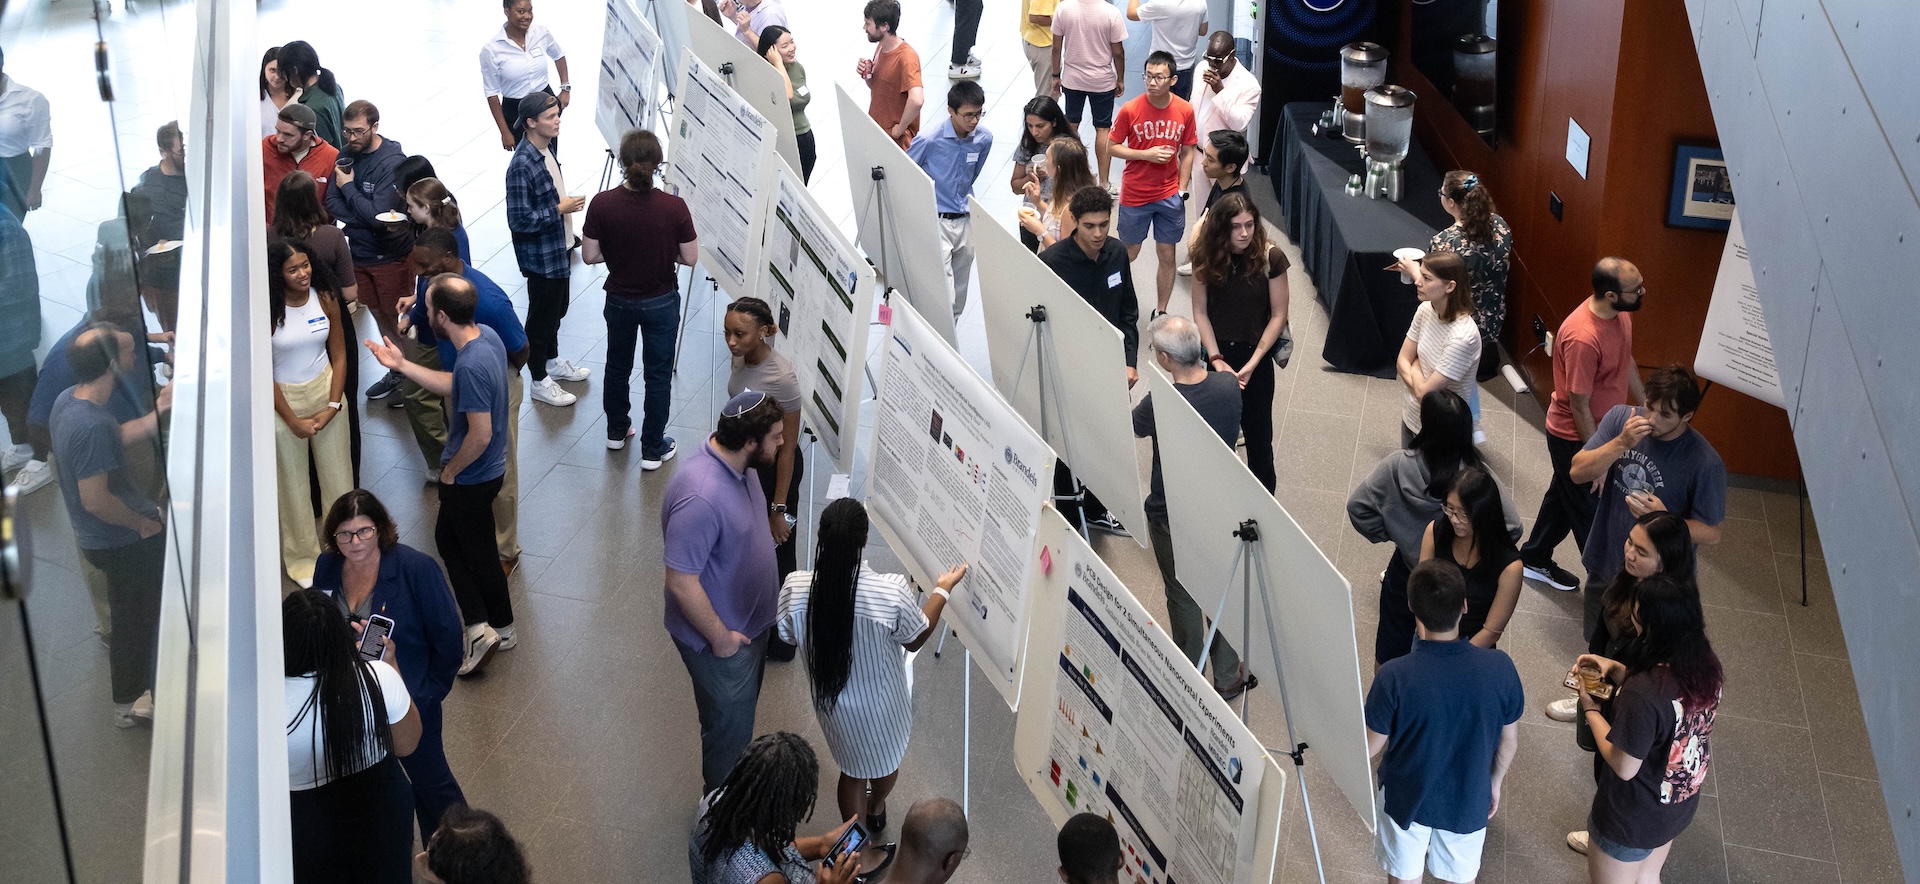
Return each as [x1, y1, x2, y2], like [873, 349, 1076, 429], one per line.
[691, 732, 864, 884]
[312, 489, 468, 842]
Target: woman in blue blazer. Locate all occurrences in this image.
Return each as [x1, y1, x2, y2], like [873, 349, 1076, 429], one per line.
[314, 489, 467, 840]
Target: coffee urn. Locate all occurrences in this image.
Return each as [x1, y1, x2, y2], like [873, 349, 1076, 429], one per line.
[1453, 35, 1497, 139]
[1364, 85, 1416, 201]
[1337, 42, 1389, 143]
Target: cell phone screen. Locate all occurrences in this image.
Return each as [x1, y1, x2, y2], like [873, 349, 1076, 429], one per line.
[358, 614, 395, 661]
[825, 822, 867, 868]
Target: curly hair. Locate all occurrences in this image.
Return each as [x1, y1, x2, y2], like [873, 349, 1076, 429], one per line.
[698, 732, 820, 867]
[1441, 170, 1497, 244]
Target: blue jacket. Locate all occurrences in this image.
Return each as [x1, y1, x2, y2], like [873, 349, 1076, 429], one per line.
[324, 135, 415, 265]
[314, 543, 464, 704]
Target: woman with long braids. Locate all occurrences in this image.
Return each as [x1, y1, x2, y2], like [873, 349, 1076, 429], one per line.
[269, 238, 353, 588]
[777, 498, 965, 833]
[1568, 574, 1721, 880]
[283, 589, 421, 883]
[690, 732, 863, 884]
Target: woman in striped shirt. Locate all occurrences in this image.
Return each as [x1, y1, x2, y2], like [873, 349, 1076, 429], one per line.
[778, 499, 965, 835]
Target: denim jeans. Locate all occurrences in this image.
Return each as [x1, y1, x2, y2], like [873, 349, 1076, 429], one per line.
[603, 293, 680, 454]
[675, 634, 769, 793]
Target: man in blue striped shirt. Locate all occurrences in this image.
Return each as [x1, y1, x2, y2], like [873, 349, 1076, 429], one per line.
[907, 80, 992, 321]
[504, 92, 589, 408]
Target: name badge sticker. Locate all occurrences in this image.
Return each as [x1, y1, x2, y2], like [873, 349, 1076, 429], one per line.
[795, 84, 810, 97]
[1107, 272, 1122, 288]
[966, 152, 980, 164]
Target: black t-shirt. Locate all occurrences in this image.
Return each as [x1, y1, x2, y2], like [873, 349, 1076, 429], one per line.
[1590, 666, 1716, 849]
[1204, 178, 1249, 209]
[1202, 245, 1290, 345]
[1426, 514, 1519, 642]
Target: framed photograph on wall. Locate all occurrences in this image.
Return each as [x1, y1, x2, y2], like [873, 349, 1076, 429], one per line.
[1668, 143, 1734, 230]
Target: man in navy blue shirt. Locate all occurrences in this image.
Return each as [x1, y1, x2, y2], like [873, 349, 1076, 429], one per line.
[1365, 560, 1521, 884]
[907, 79, 992, 320]
[405, 228, 532, 575]
[369, 275, 516, 676]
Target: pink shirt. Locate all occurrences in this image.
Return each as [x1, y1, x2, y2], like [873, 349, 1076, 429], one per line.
[1051, 0, 1129, 92]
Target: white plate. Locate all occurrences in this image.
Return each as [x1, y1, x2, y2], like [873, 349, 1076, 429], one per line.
[375, 211, 407, 223]
[1392, 247, 1425, 261]
[145, 241, 184, 255]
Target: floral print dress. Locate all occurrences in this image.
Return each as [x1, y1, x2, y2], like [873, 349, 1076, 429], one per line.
[1430, 213, 1513, 338]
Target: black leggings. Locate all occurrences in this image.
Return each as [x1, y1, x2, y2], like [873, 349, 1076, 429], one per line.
[757, 444, 806, 580]
[797, 130, 817, 183]
[524, 273, 571, 381]
[1218, 340, 1276, 492]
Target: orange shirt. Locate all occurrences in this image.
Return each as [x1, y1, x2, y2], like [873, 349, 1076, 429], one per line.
[1111, 93, 1196, 205]
[261, 135, 339, 225]
[1545, 302, 1635, 442]
[866, 41, 923, 150]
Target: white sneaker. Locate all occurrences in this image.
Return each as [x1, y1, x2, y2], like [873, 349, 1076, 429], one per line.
[113, 691, 155, 728]
[546, 358, 591, 382]
[1546, 697, 1580, 722]
[9, 460, 52, 495]
[607, 427, 636, 450]
[530, 377, 578, 407]
[1566, 830, 1590, 856]
[2, 443, 31, 472]
[495, 624, 517, 651]
[947, 63, 981, 80]
[640, 438, 678, 471]
[458, 623, 501, 675]
[1176, 262, 1193, 277]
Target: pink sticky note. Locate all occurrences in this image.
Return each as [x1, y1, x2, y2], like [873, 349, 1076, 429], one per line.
[877, 302, 893, 325]
[1039, 546, 1053, 575]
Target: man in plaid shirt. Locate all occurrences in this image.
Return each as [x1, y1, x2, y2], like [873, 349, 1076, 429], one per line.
[504, 92, 589, 407]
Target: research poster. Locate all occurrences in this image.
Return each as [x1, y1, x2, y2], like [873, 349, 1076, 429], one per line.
[666, 49, 774, 298]
[594, 0, 663, 150]
[1046, 534, 1268, 884]
[868, 301, 1053, 707]
[1694, 210, 1786, 409]
[762, 165, 876, 471]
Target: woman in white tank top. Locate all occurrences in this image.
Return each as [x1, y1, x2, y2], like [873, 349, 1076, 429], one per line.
[270, 239, 354, 587]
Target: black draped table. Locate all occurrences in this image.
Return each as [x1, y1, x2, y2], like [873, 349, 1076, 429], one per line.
[1271, 102, 1454, 377]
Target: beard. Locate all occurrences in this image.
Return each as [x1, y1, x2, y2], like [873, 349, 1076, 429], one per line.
[1615, 294, 1645, 312]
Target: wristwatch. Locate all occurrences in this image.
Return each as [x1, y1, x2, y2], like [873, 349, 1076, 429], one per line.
[770, 504, 789, 514]
[559, 84, 572, 92]
[327, 401, 342, 410]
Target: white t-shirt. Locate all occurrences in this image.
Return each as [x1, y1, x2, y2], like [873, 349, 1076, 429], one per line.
[1052, 0, 1130, 93]
[285, 659, 411, 791]
[1401, 301, 1482, 433]
[1136, 0, 1210, 69]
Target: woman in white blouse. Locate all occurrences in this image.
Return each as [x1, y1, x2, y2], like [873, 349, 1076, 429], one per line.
[480, 0, 571, 151]
[778, 498, 965, 836]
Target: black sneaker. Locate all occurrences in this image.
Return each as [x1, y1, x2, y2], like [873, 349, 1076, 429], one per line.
[1086, 514, 1130, 537]
[1524, 561, 1580, 592]
[366, 370, 402, 400]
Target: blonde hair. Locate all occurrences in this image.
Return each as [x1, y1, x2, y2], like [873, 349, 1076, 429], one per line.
[405, 178, 463, 229]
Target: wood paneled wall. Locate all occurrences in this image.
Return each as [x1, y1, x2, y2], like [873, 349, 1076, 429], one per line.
[1391, 0, 1800, 481]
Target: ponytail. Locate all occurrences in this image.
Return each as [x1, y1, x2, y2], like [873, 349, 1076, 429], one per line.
[1442, 170, 1497, 244]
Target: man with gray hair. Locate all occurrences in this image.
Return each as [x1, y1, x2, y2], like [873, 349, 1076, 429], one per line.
[1131, 315, 1253, 698]
[869, 797, 970, 883]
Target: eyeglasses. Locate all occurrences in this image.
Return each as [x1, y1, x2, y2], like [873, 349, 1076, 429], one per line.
[1442, 504, 1468, 521]
[1621, 286, 1647, 296]
[342, 125, 373, 138]
[722, 390, 770, 418]
[1204, 53, 1233, 64]
[1143, 73, 1172, 83]
[333, 525, 379, 545]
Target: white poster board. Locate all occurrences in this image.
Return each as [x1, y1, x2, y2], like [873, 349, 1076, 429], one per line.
[666, 48, 776, 299]
[1014, 509, 1285, 884]
[761, 162, 877, 471]
[1147, 364, 1377, 828]
[1693, 210, 1785, 409]
[867, 301, 1053, 708]
[680, 3, 803, 176]
[834, 84, 958, 347]
[647, 0, 693, 99]
[595, 0, 665, 150]
[973, 202, 1149, 546]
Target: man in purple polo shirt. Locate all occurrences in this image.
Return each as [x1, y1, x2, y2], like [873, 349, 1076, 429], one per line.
[662, 389, 787, 793]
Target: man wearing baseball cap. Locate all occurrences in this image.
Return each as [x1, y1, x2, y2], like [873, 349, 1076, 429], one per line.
[262, 102, 338, 224]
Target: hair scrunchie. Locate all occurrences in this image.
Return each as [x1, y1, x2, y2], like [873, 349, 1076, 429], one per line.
[1461, 173, 1479, 191]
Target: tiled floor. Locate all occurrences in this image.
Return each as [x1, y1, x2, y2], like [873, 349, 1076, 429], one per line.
[1, 0, 1906, 882]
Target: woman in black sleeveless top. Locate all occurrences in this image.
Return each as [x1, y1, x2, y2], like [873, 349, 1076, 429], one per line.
[1420, 466, 1522, 647]
[1189, 193, 1291, 492]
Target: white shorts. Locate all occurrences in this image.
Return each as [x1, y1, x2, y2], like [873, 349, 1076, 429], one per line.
[1374, 793, 1487, 882]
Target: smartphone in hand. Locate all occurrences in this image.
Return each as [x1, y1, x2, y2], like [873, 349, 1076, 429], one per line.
[358, 613, 396, 662]
[823, 822, 867, 869]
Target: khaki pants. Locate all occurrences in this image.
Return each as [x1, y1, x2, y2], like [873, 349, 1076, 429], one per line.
[275, 368, 354, 582]
[402, 345, 450, 471]
[1023, 40, 1054, 98]
[493, 372, 523, 560]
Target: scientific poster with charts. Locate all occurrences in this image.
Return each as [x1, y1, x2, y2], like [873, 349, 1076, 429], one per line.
[868, 301, 1054, 708]
[665, 48, 774, 298]
[761, 164, 876, 471]
[1018, 512, 1271, 884]
[594, 0, 663, 150]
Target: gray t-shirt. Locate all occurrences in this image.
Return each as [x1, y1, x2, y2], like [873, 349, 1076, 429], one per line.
[444, 325, 510, 484]
[51, 389, 161, 550]
[1581, 404, 1727, 581]
[1132, 371, 1242, 520]
[728, 349, 802, 414]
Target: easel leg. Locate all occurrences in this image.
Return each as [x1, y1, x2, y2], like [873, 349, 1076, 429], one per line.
[1250, 547, 1330, 884]
[671, 266, 698, 378]
[962, 648, 972, 815]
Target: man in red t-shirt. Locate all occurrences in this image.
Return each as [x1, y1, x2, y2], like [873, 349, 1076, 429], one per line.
[857, 0, 925, 151]
[1109, 51, 1196, 316]
[261, 103, 338, 225]
[1520, 256, 1647, 595]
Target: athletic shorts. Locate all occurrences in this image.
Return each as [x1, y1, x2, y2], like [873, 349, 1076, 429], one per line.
[1062, 88, 1116, 130]
[1117, 196, 1185, 245]
[1375, 794, 1488, 883]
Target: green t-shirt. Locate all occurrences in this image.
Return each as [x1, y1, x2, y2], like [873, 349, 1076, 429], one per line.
[300, 85, 346, 149]
[786, 60, 812, 135]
